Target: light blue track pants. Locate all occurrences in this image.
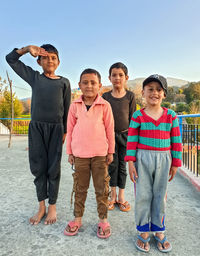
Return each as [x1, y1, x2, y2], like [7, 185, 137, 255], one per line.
[135, 149, 171, 232]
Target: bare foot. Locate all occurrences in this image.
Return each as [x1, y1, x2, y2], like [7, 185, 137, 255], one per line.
[136, 232, 150, 251]
[29, 203, 46, 225]
[44, 204, 57, 225]
[155, 232, 171, 251]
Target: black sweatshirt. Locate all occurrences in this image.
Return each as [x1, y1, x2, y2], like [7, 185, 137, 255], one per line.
[6, 49, 71, 133]
[102, 90, 136, 133]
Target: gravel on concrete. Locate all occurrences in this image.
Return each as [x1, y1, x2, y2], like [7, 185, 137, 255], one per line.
[0, 136, 200, 256]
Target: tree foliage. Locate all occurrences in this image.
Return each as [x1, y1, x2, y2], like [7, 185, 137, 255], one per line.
[183, 82, 200, 103]
[0, 86, 23, 118]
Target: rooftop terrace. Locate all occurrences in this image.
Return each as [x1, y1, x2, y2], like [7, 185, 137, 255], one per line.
[0, 136, 200, 256]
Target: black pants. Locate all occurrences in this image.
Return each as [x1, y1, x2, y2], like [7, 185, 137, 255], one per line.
[28, 121, 63, 204]
[108, 131, 128, 189]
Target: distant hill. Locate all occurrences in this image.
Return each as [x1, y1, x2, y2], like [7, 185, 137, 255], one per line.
[121, 77, 188, 90]
[20, 77, 190, 101]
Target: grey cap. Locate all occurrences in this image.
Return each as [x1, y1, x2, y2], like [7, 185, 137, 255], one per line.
[143, 74, 168, 95]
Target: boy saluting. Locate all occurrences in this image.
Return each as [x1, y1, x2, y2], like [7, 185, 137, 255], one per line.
[6, 44, 71, 225]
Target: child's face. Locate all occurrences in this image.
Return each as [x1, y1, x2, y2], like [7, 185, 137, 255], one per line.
[37, 52, 60, 74]
[109, 68, 129, 89]
[142, 82, 165, 107]
[79, 73, 102, 100]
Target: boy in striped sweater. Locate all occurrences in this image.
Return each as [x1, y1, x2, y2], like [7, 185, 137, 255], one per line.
[125, 74, 182, 253]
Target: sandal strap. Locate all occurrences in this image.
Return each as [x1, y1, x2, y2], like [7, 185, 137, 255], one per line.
[68, 221, 81, 229]
[98, 222, 110, 229]
[154, 235, 167, 244]
[118, 201, 130, 207]
[137, 235, 150, 243]
[98, 222, 111, 235]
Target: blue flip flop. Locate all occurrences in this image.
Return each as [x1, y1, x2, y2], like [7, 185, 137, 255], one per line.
[154, 235, 172, 253]
[135, 234, 150, 253]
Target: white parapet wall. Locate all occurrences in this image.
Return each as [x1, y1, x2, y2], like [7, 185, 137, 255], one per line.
[0, 122, 10, 134]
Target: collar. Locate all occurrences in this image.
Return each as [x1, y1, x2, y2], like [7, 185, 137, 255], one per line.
[74, 94, 106, 105]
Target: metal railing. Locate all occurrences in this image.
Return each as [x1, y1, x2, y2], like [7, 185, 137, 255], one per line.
[1, 114, 200, 176]
[0, 118, 30, 135]
[178, 114, 200, 176]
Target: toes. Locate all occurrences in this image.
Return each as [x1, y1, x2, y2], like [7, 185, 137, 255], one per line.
[30, 217, 38, 225]
[44, 217, 56, 225]
[137, 240, 144, 249]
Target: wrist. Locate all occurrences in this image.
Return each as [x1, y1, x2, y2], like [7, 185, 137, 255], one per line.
[16, 46, 29, 55]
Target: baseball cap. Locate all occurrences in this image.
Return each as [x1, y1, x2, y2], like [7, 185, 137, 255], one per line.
[143, 74, 168, 95]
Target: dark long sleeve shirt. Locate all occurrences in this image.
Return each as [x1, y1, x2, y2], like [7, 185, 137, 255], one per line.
[102, 90, 136, 132]
[6, 49, 71, 133]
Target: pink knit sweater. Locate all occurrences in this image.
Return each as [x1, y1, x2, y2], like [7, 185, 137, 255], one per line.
[66, 95, 115, 158]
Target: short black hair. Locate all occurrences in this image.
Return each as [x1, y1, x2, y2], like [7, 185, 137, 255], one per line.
[80, 68, 101, 83]
[109, 62, 128, 76]
[38, 44, 59, 60]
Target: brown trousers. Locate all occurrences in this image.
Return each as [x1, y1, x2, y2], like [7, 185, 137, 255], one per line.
[72, 156, 110, 219]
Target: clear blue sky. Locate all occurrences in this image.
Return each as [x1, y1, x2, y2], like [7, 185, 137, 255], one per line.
[0, 0, 199, 98]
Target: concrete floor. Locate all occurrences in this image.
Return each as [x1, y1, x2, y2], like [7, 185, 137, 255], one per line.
[0, 136, 200, 256]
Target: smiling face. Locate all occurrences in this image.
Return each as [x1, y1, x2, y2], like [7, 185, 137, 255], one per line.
[142, 81, 165, 107]
[79, 73, 102, 101]
[109, 68, 129, 89]
[37, 52, 60, 74]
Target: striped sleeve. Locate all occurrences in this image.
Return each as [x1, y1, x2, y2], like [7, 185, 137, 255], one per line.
[124, 110, 141, 162]
[170, 113, 182, 167]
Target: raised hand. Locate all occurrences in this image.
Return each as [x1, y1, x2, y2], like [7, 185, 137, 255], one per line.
[16, 45, 48, 57]
[28, 45, 48, 58]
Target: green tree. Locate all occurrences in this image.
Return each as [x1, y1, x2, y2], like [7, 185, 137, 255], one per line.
[0, 88, 23, 118]
[161, 101, 171, 108]
[175, 103, 189, 113]
[183, 82, 200, 103]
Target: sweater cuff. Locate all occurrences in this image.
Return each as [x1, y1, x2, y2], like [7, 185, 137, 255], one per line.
[124, 155, 136, 162]
[6, 48, 21, 63]
[172, 158, 182, 167]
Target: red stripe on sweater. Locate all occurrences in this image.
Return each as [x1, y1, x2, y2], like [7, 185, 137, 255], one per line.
[126, 142, 138, 150]
[171, 143, 182, 151]
[137, 144, 171, 151]
[128, 127, 139, 136]
[139, 130, 170, 139]
[171, 126, 181, 135]
[124, 155, 136, 162]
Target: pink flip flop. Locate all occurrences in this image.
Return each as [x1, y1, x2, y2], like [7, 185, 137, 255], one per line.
[97, 222, 111, 239]
[64, 221, 82, 236]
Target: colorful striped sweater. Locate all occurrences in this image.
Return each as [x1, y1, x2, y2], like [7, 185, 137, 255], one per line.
[124, 107, 182, 167]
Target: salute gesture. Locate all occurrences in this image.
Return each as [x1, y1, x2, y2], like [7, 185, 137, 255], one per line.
[16, 45, 48, 57]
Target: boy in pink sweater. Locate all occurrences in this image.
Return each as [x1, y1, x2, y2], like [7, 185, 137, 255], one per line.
[64, 68, 115, 238]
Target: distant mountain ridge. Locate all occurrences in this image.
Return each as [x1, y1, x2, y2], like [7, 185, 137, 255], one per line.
[126, 77, 188, 89]
[20, 77, 189, 100]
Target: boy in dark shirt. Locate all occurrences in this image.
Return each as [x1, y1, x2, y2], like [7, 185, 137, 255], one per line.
[6, 44, 71, 225]
[102, 62, 136, 212]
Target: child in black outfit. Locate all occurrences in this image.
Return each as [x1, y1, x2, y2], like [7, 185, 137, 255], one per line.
[102, 62, 136, 212]
[6, 44, 71, 225]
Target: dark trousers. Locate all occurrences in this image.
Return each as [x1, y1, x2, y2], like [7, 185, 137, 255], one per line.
[73, 156, 110, 219]
[109, 132, 128, 189]
[28, 121, 63, 204]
